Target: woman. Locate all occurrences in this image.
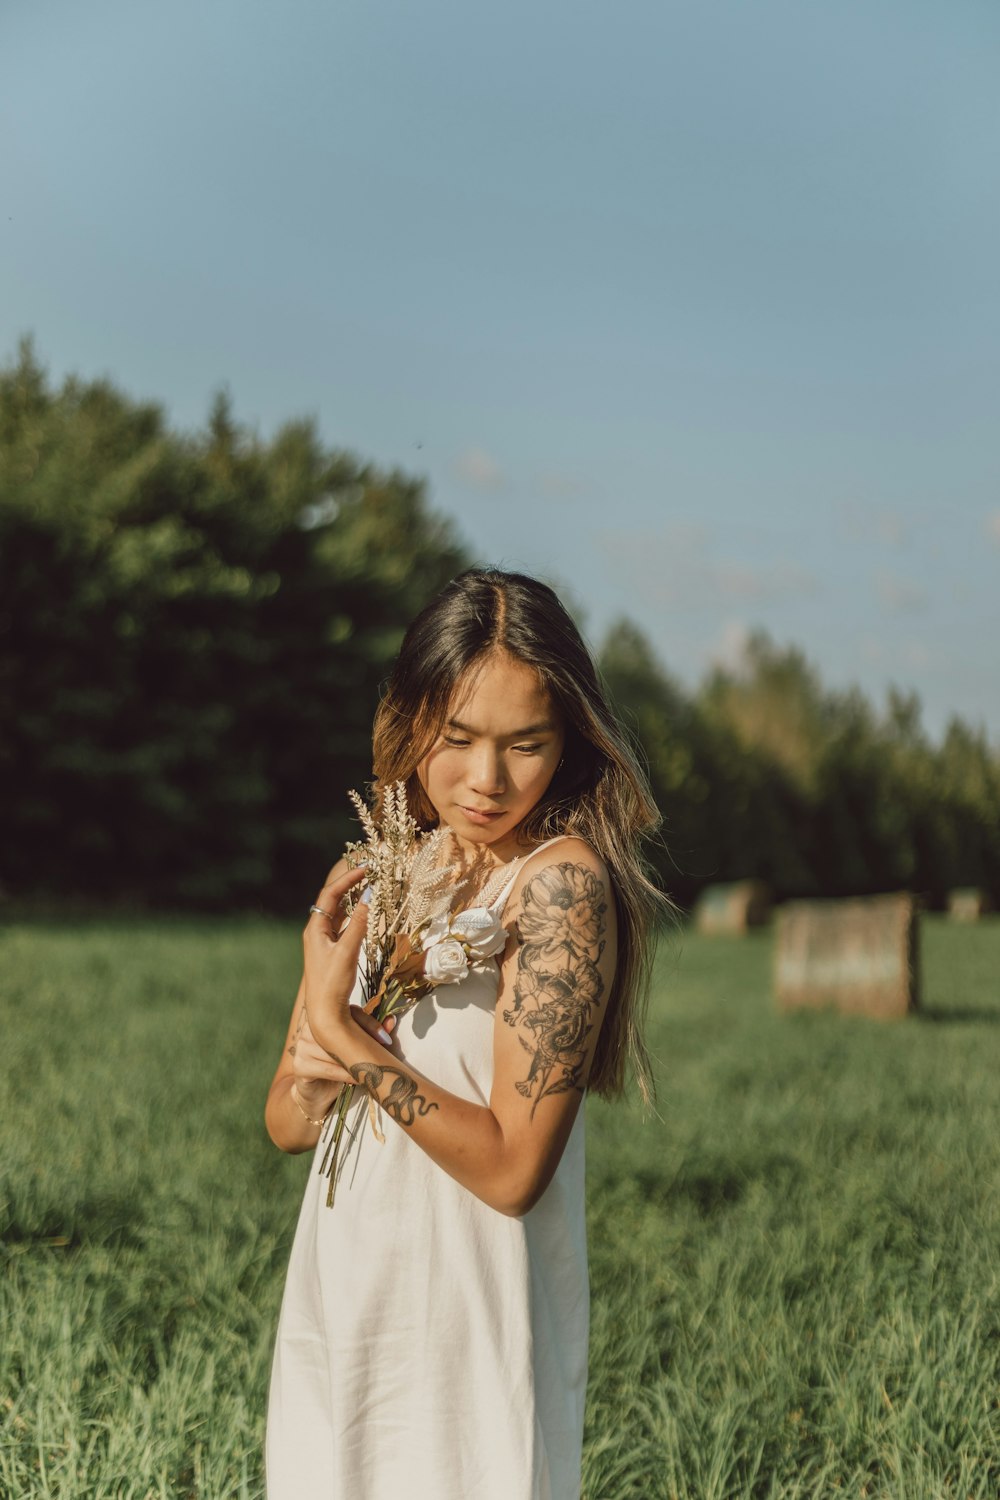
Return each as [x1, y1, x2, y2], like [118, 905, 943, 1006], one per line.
[264, 567, 667, 1499]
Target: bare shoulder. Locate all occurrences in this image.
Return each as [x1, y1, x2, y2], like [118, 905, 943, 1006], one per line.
[505, 837, 614, 919]
[500, 840, 617, 978]
[494, 836, 617, 1122]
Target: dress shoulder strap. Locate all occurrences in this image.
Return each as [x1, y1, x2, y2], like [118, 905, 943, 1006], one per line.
[487, 834, 577, 913]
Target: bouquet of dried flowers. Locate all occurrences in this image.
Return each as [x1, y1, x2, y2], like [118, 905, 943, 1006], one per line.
[319, 784, 511, 1205]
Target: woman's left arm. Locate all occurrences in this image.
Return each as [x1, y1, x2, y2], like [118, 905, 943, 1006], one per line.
[304, 846, 617, 1217]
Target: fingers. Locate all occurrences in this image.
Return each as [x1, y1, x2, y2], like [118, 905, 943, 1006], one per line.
[307, 866, 369, 930]
[304, 876, 369, 957]
[324, 895, 369, 974]
[350, 1004, 396, 1048]
[295, 1014, 394, 1082]
[295, 1056, 348, 1084]
[293, 1041, 354, 1087]
[302, 872, 369, 1006]
[304, 1007, 393, 1041]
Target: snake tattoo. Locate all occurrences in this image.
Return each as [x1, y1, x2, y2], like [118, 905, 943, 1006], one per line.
[330, 1056, 440, 1128]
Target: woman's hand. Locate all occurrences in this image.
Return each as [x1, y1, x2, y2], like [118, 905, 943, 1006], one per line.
[265, 859, 393, 1155]
[302, 865, 371, 1054]
[290, 1010, 396, 1120]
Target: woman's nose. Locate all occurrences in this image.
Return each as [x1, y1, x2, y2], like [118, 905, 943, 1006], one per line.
[468, 746, 505, 794]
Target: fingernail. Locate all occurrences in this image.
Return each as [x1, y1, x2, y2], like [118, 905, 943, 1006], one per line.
[377, 1026, 392, 1046]
[361, 885, 374, 905]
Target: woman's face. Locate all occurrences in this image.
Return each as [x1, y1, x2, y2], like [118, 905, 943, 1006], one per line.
[417, 653, 565, 860]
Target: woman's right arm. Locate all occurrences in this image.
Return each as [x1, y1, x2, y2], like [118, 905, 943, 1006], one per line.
[264, 857, 394, 1154]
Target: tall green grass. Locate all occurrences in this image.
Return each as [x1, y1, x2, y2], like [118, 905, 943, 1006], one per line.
[1, 915, 998, 1497]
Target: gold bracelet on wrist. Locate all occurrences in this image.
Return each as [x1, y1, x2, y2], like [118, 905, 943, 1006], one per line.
[290, 1083, 332, 1128]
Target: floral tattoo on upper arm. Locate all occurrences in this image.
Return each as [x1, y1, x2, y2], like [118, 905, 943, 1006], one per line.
[502, 862, 607, 1117]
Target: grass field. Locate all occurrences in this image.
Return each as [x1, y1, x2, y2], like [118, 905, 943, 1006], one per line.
[1, 914, 998, 1498]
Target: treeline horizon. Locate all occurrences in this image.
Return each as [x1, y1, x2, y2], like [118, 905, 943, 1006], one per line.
[2, 336, 998, 913]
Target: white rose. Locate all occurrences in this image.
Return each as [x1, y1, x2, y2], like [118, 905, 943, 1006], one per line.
[424, 937, 470, 985]
[450, 906, 508, 960]
[417, 912, 451, 950]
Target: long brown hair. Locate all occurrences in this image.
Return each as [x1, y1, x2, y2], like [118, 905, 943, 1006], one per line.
[371, 567, 672, 1107]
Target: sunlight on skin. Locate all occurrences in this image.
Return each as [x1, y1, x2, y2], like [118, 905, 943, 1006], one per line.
[416, 652, 566, 866]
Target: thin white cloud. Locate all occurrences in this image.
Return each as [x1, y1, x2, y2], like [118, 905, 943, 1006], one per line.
[903, 642, 945, 671]
[714, 560, 815, 603]
[655, 521, 712, 556]
[705, 618, 752, 671]
[600, 526, 817, 611]
[839, 502, 908, 546]
[453, 446, 505, 490]
[876, 572, 928, 614]
[860, 635, 945, 673]
[537, 471, 588, 501]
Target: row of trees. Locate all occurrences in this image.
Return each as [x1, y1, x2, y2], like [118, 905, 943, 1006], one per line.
[2, 338, 998, 912]
[602, 625, 999, 906]
[0, 338, 465, 909]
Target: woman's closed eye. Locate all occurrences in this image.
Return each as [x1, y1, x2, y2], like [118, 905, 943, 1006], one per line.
[441, 734, 547, 755]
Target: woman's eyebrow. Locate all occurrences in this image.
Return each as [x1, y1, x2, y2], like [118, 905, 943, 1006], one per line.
[446, 717, 558, 737]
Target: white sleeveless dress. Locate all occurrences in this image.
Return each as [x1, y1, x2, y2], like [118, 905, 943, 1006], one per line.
[266, 840, 590, 1500]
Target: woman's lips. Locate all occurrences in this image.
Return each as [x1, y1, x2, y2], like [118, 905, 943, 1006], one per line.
[461, 806, 505, 825]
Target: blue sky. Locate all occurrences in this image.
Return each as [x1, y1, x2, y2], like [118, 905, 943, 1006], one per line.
[3, 0, 999, 739]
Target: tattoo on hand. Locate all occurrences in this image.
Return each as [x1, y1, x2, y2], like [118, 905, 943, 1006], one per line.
[331, 1055, 439, 1128]
[502, 862, 607, 1118]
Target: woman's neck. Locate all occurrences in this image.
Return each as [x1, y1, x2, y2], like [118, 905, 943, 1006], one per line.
[431, 828, 530, 908]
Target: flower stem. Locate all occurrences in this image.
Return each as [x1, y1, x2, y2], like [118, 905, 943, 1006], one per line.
[319, 979, 428, 1208]
[320, 1084, 356, 1207]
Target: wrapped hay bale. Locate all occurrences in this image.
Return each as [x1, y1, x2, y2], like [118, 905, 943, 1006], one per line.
[775, 892, 919, 1019]
[947, 888, 992, 923]
[694, 881, 771, 936]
